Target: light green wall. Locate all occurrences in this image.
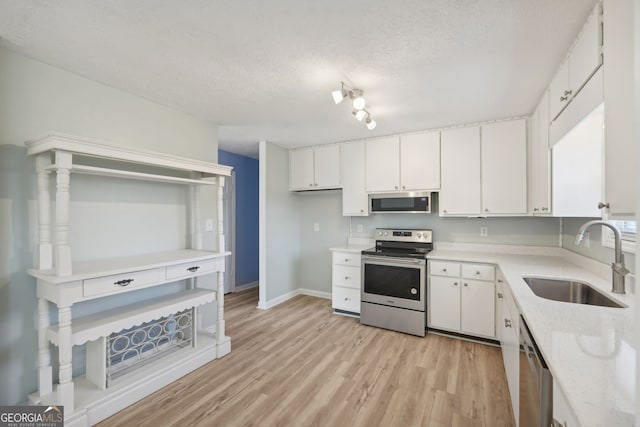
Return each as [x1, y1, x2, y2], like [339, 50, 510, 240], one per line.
[264, 142, 301, 301]
[561, 217, 636, 274]
[0, 47, 219, 405]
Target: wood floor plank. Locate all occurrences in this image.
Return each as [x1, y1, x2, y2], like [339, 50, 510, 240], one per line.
[97, 288, 515, 427]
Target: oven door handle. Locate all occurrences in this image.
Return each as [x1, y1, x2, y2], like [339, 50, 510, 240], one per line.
[362, 256, 425, 265]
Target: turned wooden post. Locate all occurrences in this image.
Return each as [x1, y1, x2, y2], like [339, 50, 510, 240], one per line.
[54, 151, 72, 276]
[57, 305, 74, 411]
[37, 298, 53, 396]
[216, 177, 226, 343]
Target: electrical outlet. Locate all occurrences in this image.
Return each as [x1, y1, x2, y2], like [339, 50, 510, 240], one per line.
[205, 219, 214, 232]
[480, 227, 488, 237]
[313, 223, 320, 232]
[357, 224, 363, 233]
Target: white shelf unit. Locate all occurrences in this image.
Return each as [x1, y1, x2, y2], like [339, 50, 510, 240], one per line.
[25, 133, 233, 427]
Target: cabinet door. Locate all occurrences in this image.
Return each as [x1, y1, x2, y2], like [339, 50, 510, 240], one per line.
[603, 0, 635, 218]
[481, 119, 527, 215]
[460, 279, 495, 337]
[341, 142, 368, 216]
[549, 60, 570, 121]
[314, 145, 341, 188]
[568, 5, 602, 96]
[365, 136, 400, 192]
[289, 148, 315, 190]
[439, 126, 481, 215]
[400, 131, 440, 190]
[504, 307, 520, 423]
[429, 276, 460, 331]
[535, 90, 551, 214]
[553, 379, 579, 427]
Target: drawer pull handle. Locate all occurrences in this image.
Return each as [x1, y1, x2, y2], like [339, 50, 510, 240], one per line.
[114, 278, 134, 287]
[497, 293, 504, 299]
[187, 266, 200, 272]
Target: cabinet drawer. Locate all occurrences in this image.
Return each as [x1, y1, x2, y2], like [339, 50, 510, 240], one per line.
[429, 260, 460, 278]
[83, 268, 165, 297]
[332, 252, 361, 267]
[332, 265, 361, 289]
[332, 286, 360, 313]
[461, 263, 495, 281]
[166, 257, 225, 281]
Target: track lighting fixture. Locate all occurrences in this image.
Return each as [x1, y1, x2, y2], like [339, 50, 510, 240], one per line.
[332, 81, 376, 130]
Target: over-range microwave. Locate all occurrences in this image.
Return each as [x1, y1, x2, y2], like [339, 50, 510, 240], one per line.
[369, 192, 431, 214]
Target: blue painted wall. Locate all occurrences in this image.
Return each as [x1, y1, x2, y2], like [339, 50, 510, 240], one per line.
[218, 150, 259, 286]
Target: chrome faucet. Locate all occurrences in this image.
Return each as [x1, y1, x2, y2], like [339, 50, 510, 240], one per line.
[575, 220, 629, 294]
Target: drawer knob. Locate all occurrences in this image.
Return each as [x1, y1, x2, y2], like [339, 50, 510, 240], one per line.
[344, 276, 350, 280]
[504, 319, 512, 328]
[475, 271, 480, 275]
[114, 278, 134, 287]
[463, 283, 468, 287]
[344, 258, 349, 262]
[345, 297, 350, 301]
[187, 266, 200, 272]
[453, 282, 458, 286]
[442, 268, 447, 272]
[497, 293, 504, 299]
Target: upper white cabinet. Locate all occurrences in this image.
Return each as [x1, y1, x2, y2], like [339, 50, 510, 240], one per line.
[365, 133, 440, 193]
[365, 136, 400, 192]
[602, 0, 636, 218]
[440, 119, 527, 216]
[549, 3, 603, 121]
[440, 126, 481, 215]
[289, 145, 341, 191]
[341, 141, 368, 216]
[530, 90, 551, 215]
[481, 119, 528, 215]
[399, 132, 441, 191]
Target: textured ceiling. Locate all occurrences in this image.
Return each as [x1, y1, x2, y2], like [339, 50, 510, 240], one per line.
[0, 0, 598, 158]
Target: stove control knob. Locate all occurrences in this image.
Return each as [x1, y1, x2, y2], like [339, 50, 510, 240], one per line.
[378, 231, 383, 236]
[417, 233, 422, 238]
[383, 231, 388, 236]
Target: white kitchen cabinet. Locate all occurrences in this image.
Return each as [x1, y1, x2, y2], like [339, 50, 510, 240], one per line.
[341, 141, 368, 216]
[553, 379, 579, 427]
[530, 91, 551, 215]
[429, 275, 461, 331]
[365, 133, 440, 193]
[497, 271, 519, 424]
[289, 145, 341, 191]
[365, 136, 400, 192]
[399, 131, 440, 191]
[439, 126, 481, 215]
[602, 0, 636, 218]
[428, 260, 495, 339]
[481, 119, 527, 215]
[549, 3, 603, 121]
[331, 250, 361, 315]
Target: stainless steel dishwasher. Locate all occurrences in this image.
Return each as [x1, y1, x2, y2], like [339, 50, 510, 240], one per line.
[519, 316, 553, 427]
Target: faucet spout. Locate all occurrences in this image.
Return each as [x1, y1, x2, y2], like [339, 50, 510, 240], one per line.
[575, 220, 628, 294]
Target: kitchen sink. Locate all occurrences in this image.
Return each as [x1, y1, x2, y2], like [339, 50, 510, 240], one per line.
[522, 277, 625, 308]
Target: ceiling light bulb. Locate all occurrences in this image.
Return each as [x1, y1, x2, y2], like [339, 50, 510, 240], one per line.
[352, 96, 366, 110]
[332, 90, 345, 104]
[366, 117, 377, 130]
[355, 110, 367, 121]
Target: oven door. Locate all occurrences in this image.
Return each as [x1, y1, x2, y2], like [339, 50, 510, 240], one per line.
[361, 255, 426, 311]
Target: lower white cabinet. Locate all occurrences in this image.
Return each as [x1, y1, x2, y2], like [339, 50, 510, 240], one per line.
[428, 260, 495, 338]
[497, 272, 520, 424]
[331, 250, 361, 314]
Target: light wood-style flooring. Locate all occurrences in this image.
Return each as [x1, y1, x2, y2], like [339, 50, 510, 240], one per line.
[98, 288, 514, 427]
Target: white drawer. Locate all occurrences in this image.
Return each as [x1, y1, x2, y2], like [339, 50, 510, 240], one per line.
[83, 268, 165, 297]
[332, 265, 361, 289]
[461, 263, 495, 281]
[166, 257, 225, 281]
[332, 251, 361, 268]
[429, 260, 460, 278]
[332, 286, 360, 313]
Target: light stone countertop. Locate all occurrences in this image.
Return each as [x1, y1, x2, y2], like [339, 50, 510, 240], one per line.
[329, 244, 372, 253]
[428, 244, 636, 427]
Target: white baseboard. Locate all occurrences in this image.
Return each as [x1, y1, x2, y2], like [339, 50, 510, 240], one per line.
[258, 288, 331, 309]
[234, 281, 259, 291]
[299, 288, 331, 300]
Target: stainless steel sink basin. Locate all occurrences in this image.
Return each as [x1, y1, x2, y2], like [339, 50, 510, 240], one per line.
[522, 277, 625, 308]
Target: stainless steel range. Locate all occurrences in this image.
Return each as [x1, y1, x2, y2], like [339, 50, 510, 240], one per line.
[360, 228, 433, 337]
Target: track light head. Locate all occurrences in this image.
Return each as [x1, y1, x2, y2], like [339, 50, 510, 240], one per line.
[366, 116, 377, 130]
[332, 81, 377, 130]
[354, 110, 367, 121]
[352, 96, 366, 110]
[332, 90, 345, 104]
